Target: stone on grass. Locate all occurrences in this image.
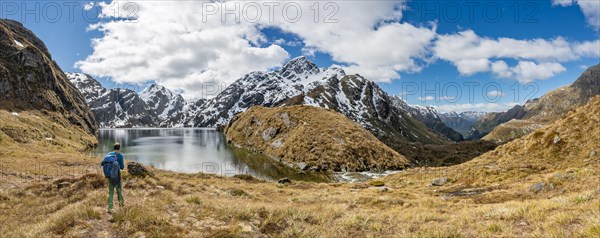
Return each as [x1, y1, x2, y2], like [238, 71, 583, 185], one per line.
[431, 178, 449, 186]
[278, 177, 291, 184]
[127, 162, 151, 178]
[529, 182, 545, 193]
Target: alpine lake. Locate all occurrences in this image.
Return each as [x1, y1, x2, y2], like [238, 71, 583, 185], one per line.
[92, 128, 397, 182]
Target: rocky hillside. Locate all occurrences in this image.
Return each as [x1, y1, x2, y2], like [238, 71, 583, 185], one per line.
[469, 64, 600, 142]
[0, 19, 97, 149]
[280, 74, 450, 145]
[224, 105, 409, 172]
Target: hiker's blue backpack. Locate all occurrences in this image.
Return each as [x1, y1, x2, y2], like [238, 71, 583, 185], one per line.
[102, 153, 120, 185]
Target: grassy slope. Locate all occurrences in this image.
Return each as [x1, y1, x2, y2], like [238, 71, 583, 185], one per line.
[482, 119, 544, 144]
[482, 64, 599, 143]
[0, 98, 599, 237]
[225, 105, 409, 172]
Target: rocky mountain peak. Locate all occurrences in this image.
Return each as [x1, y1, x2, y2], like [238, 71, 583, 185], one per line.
[140, 84, 176, 102]
[66, 74, 198, 128]
[279, 56, 320, 82]
[571, 63, 600, 98]
[66, 72, 106, 101]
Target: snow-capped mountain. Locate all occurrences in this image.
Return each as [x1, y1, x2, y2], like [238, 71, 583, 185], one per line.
[281, 74, 452, 145]
[67, 72, 197, 128]
[68, 57, 465, 148]
[140, 84, 187, 127]
[439, 111, 488, 137]
[188, 56, 460, 152]
[67, 72, 156, 128]
[188, 56, 346, 126]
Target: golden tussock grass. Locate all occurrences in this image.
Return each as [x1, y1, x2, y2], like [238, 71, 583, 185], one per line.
[0, 98, 599, 237]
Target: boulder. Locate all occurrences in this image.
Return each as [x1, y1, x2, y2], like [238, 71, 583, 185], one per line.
[529, 182, 546, 193]
[431, 178, 449, 186]
[262, 127, 277, 141]
[553, 135, 561, 144]
[127, 162, 151, 178]
[278, 177, 291, 184]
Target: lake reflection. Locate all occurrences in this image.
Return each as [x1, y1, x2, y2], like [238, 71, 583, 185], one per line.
[92, 128, 329, 182]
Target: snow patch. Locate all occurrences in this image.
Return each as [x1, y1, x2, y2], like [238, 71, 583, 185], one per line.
[13, 39, 24, 48]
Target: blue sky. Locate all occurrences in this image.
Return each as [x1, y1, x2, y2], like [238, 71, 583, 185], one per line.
[3, 0, 599, 112]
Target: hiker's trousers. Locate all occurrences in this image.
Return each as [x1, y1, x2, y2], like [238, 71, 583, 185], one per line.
[108, 180, 124, 210]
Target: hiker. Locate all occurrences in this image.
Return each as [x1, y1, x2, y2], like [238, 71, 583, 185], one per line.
[101, 143, 125, 213]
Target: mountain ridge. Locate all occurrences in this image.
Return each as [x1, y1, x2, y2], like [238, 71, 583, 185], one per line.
[68, 57, 466, 147]
[469, 63, 600, 142]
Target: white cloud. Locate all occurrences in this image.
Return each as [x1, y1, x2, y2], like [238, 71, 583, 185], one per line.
[578, 1, 600, 29]
[263, 1, 436, 82]
[454, 59, 490, 76]
[83, 2, 95, 11]
[511, 61, 566, 83]
[487, 90, 503, 97]
[417, 96, 435, 101]
[78, 0, 437, 98]
[433, 102, 519, 113]
[78, 1, 598, 100]
[434, 30, 596, 82]
[490, 60, 566, 83]
[435, 30, 594, 65]
[273, 38, 301, 47]
[416, 96, 455, 102]
[553, 0, 600, 29]
[552, 0, 575, 7]
[491, 60, 513, 78]
[77, 1, 290, 100]
[440, 96, 456, 100]
[573, 40, 600, 57]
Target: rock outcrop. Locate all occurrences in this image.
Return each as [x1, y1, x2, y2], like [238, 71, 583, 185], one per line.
[0, 19, 97, 135]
